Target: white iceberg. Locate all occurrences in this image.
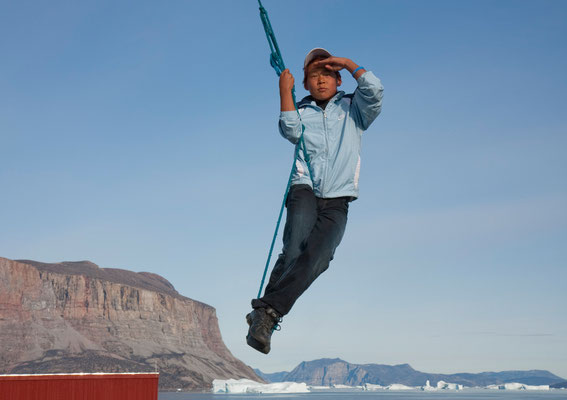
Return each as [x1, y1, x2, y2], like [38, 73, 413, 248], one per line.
[421, 379, 464, 390]
[363, 383, 385, 390]
[486, 382, 549, 391]
[331, 384, 364, 389]
[436, 380, 464, 390]
[385, 383, 416, 390]
[212, 378, 310, 393]
[309, 385, 332, 390]
[364, 383, 419, 391]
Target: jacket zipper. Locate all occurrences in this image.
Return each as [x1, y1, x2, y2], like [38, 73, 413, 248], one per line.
[321, 109, 329, 196]
[298, 95, 342, 196]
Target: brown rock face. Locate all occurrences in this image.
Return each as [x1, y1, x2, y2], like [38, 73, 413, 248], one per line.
[0, 257, 259, 391]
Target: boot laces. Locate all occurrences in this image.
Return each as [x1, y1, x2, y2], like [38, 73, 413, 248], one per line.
[272, 316, 283, 332]
[265, 308, 282, 332]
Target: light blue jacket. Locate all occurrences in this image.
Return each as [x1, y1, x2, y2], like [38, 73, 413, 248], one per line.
[278, 71, 383, 199]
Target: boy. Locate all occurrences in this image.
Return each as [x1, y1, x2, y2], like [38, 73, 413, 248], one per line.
[246, 48, 383, 354]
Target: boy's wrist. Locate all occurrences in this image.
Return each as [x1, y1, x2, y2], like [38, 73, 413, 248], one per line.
[351, 66, 364, 76]
[280, 91, 295, 111]
[344, 59, 358, 74]
[347, 60, 366, 79]
[280, 91, 293, 102]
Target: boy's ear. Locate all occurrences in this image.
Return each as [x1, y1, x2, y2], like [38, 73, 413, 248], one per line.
[304, 81, 308, 91]
[336, 75, 342, 87]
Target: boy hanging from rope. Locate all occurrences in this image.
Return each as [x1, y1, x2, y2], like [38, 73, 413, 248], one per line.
[246, 48, 383, 354]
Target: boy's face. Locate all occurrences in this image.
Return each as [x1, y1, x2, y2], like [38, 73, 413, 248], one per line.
[304, 62, 342, 102]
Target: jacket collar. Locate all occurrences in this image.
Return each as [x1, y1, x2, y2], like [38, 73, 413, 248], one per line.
[297, 91, 346, 109]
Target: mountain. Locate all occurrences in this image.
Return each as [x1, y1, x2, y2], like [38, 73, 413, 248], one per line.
[259, 358, 565, 387]
[254, 368, 290, 383]
[0, 257, 260, 391]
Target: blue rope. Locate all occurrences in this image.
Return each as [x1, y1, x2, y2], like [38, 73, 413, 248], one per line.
[256, 0, 312, 299]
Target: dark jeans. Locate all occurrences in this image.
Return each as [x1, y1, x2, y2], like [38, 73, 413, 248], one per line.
[252, 184, 349, 316]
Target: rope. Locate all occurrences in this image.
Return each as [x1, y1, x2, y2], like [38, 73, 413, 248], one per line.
[256, 0, 312, 299]
[258, 0, 285, 77]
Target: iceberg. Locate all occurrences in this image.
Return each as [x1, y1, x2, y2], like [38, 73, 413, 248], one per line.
[212, 379, 309, 393]
[363, 383, 385, 391]
[385, 383, 416, 390]
[421, 380, 464, 390]
[486, 382, 549, 391]
[436, 380, 464, 390]
[332, 384, 364, 389]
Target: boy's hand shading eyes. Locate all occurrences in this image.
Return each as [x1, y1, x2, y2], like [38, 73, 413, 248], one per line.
[311, 57, 364, 78]
[312, 57, 350, 71]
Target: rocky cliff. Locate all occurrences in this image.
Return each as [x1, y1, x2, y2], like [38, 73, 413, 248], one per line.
[0, 257, 259, 391]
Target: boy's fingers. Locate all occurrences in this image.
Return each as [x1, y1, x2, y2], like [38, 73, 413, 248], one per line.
[320, 57, 339, 64]
[324, 64, 341, 71]
[313, 58, 344, 71]
[312, 59, 330, 67]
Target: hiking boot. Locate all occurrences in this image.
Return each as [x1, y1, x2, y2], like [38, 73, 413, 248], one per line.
[245, 307, 281, 354]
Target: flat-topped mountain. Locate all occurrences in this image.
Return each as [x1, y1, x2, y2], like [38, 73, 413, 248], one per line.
[0, 257, 260, 391]
[260, 358, 565, 387]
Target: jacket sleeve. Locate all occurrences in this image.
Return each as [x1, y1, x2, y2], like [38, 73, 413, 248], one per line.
[351, 71, 384, 131]
[278, 111, 302, 144]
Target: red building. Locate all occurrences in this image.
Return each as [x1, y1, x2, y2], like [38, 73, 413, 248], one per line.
[0, 372, 159, 400]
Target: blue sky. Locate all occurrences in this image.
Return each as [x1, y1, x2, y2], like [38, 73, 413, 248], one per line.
[1, 0, 566, 379]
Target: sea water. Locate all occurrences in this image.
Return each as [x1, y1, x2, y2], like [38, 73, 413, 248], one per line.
[159, 390, 567, 400]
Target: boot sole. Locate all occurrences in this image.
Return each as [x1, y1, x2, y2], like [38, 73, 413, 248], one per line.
[246, 333, 270, 354]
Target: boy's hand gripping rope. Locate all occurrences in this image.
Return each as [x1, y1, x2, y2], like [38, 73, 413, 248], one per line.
[256, 0, 312, 299]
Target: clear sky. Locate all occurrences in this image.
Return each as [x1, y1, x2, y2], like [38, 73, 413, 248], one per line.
[1, 0, 566, 379]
